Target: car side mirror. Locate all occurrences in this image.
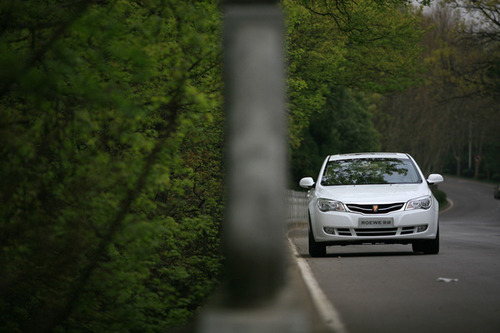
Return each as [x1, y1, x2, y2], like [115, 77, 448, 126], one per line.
[299, 177, 315, 189]
[427, 174, 444, 185]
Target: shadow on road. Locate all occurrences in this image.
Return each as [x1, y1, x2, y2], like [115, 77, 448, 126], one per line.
[300, 250, 421, 258]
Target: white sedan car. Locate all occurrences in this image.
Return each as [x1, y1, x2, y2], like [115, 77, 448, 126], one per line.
[299, 153, 443, 257]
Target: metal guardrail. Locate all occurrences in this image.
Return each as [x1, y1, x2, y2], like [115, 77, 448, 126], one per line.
[286, 190, 309, 223]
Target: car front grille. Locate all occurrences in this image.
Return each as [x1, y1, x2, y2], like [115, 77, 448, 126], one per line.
[334, 226, 422, 237]
[346, 203, 405, 214]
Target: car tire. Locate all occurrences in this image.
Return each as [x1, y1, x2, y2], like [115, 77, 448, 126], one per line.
[308, 227, 327, 257]
[421, 227, 439, 255]
[308, 215, 327, 257]
[412, 241, 424, 253]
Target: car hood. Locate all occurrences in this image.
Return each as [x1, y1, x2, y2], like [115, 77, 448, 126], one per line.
[315, 183, 430, 204]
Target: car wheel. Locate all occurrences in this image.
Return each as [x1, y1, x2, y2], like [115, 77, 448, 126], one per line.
[421, 227, 439, 255]
[412, 241, 424, 253]
[308, 215, 327, 257]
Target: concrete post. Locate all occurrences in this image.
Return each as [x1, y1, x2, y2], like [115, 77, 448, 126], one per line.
[196, 1, 311, 332]
[221, 1, 287, 307]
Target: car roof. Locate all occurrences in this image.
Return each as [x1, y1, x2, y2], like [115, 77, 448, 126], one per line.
[327, 152, 410, 161]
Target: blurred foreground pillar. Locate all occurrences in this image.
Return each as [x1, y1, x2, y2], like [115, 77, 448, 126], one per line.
[222, 0, 286, 305]
[197, 1, 308, 332]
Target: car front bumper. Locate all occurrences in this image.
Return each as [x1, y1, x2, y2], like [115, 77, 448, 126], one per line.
[309, 204, 439, 245]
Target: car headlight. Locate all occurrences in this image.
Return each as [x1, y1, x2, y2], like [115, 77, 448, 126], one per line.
[318, 198, 346, 212]
[406, 196, 432, 210]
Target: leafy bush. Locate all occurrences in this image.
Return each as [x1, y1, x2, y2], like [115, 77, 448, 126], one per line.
[432, 187, 448, 209]
[0, 0, 223, 331]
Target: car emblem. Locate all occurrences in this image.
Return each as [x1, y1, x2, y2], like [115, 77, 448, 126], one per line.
[373, 205, 379, 212]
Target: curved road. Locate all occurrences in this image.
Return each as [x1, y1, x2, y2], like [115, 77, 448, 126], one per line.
[289, 176, 500, 333]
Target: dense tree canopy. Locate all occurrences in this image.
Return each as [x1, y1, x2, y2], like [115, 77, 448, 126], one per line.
[444, 0, 500, 98]
[288, 0, 500, 183]
[376, 2, 500, 179]
[291, 87, 381, 183]
[284, 0, 426, 182]
[0, 0, 224, 331]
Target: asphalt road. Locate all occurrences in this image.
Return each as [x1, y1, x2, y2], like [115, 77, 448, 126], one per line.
[289, 176, 500, 333]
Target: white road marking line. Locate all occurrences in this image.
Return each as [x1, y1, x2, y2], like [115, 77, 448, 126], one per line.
[288, 239, 348, 333]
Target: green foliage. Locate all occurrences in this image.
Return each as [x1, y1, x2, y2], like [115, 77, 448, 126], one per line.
[375, 4, 500, 179]
[284, 0, 426, 149]
[443, 0, 500, 98]
[0, 0, 223, 332]
[291, 87, 380, 185]
[432, 187, 447, 208]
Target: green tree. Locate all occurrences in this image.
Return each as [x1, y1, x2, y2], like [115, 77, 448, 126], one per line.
[375, 3, 500, 178]
[442, 0, 500, 98]
[0, 0, 224, 331]
[284, 0, 426, 150]
[291, 87, 380, 184]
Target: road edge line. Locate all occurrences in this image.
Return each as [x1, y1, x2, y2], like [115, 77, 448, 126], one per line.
[287, 238, 348, 333]
[440, 198, 454, 214]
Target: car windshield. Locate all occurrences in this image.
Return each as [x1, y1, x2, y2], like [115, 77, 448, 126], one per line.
[321, 158, 422, 186]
